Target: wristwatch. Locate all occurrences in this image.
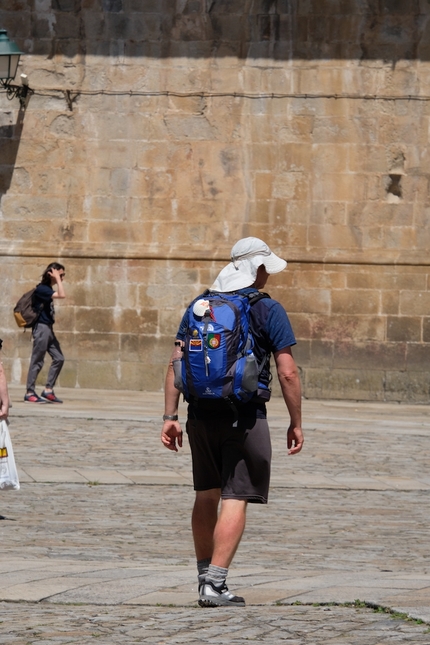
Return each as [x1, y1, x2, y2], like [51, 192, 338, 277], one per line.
[163, 414, 178, 421]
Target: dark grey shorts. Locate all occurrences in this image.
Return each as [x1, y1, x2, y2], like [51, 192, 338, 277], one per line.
[186, 406, 272, 504]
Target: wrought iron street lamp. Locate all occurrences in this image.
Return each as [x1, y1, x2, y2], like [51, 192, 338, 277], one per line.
[0, 29, 31, 107]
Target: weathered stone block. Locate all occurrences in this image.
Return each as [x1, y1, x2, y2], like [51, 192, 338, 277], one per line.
[164, 115, 217, 141]
[86, 221, 151, 245]
[282, 288, 331, 315]
[312, 117, 354, 145]
[310, 340, 334, 368]
[347, 268, 427, 292]
[249, 144, 276, 172]
[254, 173, 273, 199]
[379, 116, 420, 147]
[71, 283, 117, 308]
[423, 317, 430, 343]
[248, 199, 275, 224]
[308, 224, 360, 251]
[86, 196, 127, 220]
[331, 290, 379, 315]
[413, 226, 430, 252]
[406, 344, 430, 371]
[304, 368, 386, 401]
[381, 225, 417, 252]
[293, 269, 346, 290]
[70, 332, 117, 361]
[384, 370, 430, 403]
[387, 316, 421, 342]
[77, 360, 121, 389]
[292, 339, 311, 367]
[310, 202, 347, 226]
[312, 143, 349, 174]
[116, 308, 158, 335]
[333, 341, 406, 371]
[56, 360, 78, 389]
[287, 313, 312, 339]
[311, 314, 385, 342]
[120, 360, 165, 392]
[277, 115, 315, 145]
[1, 195, 67, 220]
[272, 172, 308, 201]
[400, 291, 430, 316]
[276, 143, 312, 173]
[313, 173, 357, 202]
[75, 308, 116, 333]
[381, 291, 400, 315]
[119, 333, 141, 360]
[53, 305, 74, 335]
[348, 145, 389, 173]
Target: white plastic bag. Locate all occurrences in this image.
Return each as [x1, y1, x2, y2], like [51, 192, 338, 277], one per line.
[0, 420, 20, 491]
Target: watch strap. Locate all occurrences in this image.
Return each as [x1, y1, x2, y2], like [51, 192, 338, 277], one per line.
[163, 414, 178, 421]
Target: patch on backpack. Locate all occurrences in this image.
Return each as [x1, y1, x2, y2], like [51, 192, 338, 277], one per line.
[207, 334, 221, 349]
[189, 339, 203, 351]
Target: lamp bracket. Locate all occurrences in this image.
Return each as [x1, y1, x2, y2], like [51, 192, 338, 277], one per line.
[0, 79, 33, 108]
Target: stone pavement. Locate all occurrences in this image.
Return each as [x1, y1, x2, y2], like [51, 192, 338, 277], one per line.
[1, 386, 430, 644]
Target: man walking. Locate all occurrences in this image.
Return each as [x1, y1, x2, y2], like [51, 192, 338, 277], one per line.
[24, 262, 66, 403]
[161, 237, 303, 608]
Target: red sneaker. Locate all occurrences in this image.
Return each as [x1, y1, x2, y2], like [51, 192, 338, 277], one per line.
[24, 392, 47, 403]
[41, 390, 63, 403]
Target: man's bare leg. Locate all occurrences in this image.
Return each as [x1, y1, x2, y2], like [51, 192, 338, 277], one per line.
[192, 492, 247, 565]
[192, 488, 220, 560]
[211, 498, 247, 568]
[193, 494, 248, 607]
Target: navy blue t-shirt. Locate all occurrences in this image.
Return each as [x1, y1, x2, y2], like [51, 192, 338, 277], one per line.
[176, 287, 296, 391]
[33, 284, 55, 326]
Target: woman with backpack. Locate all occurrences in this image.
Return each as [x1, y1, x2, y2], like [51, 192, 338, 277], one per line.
[24, 262, 66, 404]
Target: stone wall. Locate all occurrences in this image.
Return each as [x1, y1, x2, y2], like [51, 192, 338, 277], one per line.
[0, 1, 429, 401]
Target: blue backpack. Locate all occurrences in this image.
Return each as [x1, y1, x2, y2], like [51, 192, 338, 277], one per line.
[175, 290, 269, 404]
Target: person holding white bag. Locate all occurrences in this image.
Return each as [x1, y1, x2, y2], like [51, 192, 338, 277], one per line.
[0, 339, 19, 494]
[0, 339, 9, 421]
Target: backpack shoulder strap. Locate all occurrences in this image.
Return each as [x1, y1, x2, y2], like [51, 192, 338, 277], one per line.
[246, 290, 271, 306]
[30, 287, 44, 322]
[244, 291, 271, 374]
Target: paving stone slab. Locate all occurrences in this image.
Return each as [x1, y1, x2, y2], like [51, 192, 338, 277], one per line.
[0, 604, 429, 645]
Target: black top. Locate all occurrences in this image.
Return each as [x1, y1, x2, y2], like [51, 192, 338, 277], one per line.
[33, 284, 55, 326]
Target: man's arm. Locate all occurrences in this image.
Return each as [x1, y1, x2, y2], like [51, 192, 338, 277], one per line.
[161, 342, 183, 452]
[50, 269, 66, 299]
[274, 347, 304, 455]
[0, 360, 10, 421]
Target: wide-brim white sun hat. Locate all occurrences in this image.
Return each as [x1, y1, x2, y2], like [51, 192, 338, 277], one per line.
[211, 237, 287, 292]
